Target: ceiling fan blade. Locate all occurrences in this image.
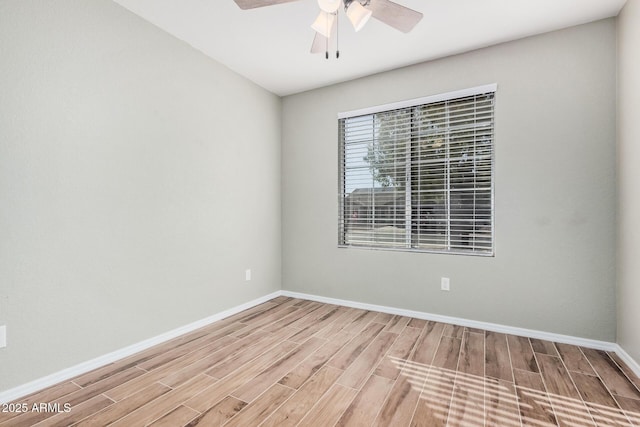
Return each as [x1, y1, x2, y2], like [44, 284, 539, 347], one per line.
[368, 0, 423, 33]
[233, 0, 300, 10]
[310, 32, 326, 54]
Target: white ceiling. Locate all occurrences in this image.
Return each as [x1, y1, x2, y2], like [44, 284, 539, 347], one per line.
[112, 0, 627, 96]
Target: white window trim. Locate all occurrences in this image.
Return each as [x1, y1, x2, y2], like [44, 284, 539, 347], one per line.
[338, 84, 497, 256]
[338, 83, 498, 119]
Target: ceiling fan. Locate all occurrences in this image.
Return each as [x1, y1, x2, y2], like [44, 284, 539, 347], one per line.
[233, 0, 423, 58]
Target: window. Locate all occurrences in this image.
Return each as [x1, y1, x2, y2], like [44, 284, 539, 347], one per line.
[338, 85, 496, 256]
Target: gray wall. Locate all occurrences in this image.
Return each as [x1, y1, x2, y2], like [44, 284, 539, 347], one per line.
[282, 20, 617, 341]
[617, 1, 640, 363]
[0, 0, 282, 391]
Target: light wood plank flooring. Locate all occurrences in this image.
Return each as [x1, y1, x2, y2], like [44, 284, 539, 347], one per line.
[2, 297, 640, 426]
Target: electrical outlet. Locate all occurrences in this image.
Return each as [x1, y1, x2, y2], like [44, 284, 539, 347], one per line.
[245, 269, 251, 281]
[441, 277, 450, 291]
[0, 325, 6, 348]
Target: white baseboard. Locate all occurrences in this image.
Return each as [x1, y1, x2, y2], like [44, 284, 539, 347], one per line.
[3, 289, 638, 404]
[0, 291, 281, 404]
[285, 290, 640, 376]
[614, 344, 640, 378]
[281, 290, 619, 352]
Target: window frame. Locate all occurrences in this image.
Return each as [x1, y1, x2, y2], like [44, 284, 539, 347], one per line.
[338, 84, 497, 257]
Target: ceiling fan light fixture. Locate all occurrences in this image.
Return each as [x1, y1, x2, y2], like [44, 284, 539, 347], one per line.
[346, 1, 372, 32]
[317, 0, 341, 13]
[311, 11, 336, 38]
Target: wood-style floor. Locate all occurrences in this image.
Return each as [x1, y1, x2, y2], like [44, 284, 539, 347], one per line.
[2, 297, 640, 426]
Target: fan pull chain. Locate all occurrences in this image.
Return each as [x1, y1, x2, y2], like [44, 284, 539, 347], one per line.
[322, 11, 339, 60]
[325, 14, 329, 59]
[336, 12, 340, 59]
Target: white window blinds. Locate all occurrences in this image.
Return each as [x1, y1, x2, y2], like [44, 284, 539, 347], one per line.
[338, 85, 496, 256]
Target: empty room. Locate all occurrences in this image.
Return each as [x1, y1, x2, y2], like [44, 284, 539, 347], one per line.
[1, 0, 639, 425]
